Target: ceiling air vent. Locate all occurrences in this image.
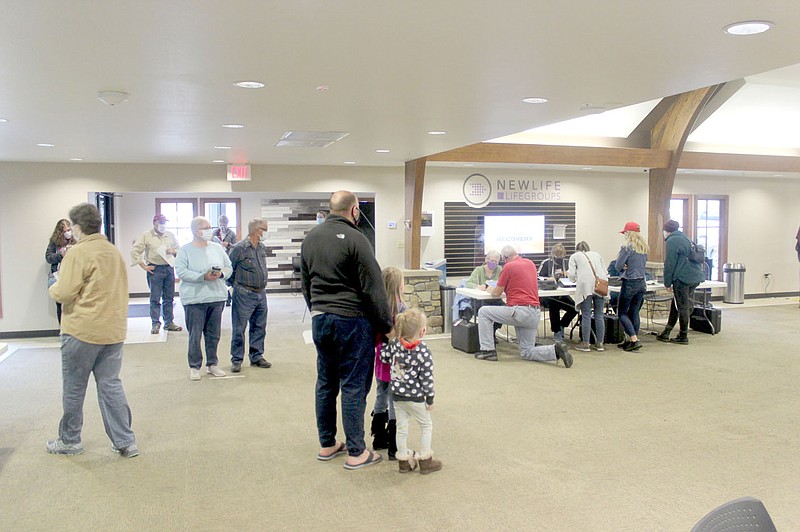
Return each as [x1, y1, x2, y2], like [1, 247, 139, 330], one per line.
[275, 131, 349, 148]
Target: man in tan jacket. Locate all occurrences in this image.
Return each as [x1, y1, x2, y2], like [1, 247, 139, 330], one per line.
[47, 203, 138, 458]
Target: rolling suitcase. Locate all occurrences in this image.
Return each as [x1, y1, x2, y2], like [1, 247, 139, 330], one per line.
[451, 320, 480, 353]
[690, 306, 722, 334]
[591, 313, 624, 344]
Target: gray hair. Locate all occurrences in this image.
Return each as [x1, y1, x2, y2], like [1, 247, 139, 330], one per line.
[485, 250, 501, 262]
[247, 217, 268, 235]
[68, 203, 102, 235]
[190, 216, 211, 234]
[500, 245, 516, 260]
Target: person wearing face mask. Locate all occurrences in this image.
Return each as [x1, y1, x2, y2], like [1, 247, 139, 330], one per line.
[315, 210, 327, 224]
[657, 219, 705, 345]
[538, 243, 578, 342]
[130, 214, 182, 334]
[465, 250, 503, 290]
[227, 218, 273, 373]
[174, 216, 233, 381]
[301, 190, 393, 469]
[45, 218, 75, 324]
[212, 214, 238, 306]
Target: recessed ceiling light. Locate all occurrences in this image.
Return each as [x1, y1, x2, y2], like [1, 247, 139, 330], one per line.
[427, 130, 446, 135]
[37, 143, 55, 147]
[344, 161, 356, 165]
[69, 157, 83, 161]
[724, 20, 773, 35]
[0, 117, 8, 123]
[582, 167, 593, 170]
[233, 81, 264, 89]
[222, 124, 244, 129]
[523, 97, 548, 104]
[375, 149, 390, 153]
[213, 145, 231, 150]
[316, 85, 330, 92]
[212, 159, 226, 163]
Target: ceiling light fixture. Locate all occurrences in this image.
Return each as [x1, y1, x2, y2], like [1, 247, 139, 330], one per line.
[69, 157, 83, 161]
[579, 103, 608, 114]
[724, 20, 774, 35]
[522, 97, 548, 104]
[222, 124, 244, 129]
[427, 131, 446, 135]
[344, 161, 356, 165]
[37, 143, 55, 147]
[213, 145, 231, 150]
[97, 90, 129, 106]
[0, 117, 8, 123]
[233, 81, 265, 89]
[375, 149, 390, 153]
[316, 85, 329, 92]
[212, 160, 226, 163]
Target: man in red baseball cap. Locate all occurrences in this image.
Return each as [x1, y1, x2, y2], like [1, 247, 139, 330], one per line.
[130, 214, 182, 334]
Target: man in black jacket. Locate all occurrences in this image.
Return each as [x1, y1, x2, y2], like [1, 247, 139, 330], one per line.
[301, 190, 393, 470]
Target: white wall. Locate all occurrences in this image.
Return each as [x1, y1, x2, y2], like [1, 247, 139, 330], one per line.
[0, 162, 405, 333]
[1, 161, 798, 333]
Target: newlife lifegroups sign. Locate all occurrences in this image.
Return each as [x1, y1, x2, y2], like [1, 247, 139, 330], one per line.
[462, 173, 562, 208]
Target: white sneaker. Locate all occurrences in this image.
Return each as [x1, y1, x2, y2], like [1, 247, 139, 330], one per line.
[189, 368, 201, 381]
[206, 365, 226, 377]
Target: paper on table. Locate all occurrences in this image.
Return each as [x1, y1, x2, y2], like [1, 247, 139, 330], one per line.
[157, 245, 175, 267]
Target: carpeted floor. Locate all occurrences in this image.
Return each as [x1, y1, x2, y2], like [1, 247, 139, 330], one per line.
[1, 296, 798, 530]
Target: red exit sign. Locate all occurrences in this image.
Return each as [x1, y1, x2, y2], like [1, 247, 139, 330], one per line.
[227, 164, 251, 181]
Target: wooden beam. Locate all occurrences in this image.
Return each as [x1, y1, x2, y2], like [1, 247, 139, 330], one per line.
[680, 151, 800, 173]
[428, 142, 671, 168]
[648, 85, 721, 261]
[404, 158, 426, 269]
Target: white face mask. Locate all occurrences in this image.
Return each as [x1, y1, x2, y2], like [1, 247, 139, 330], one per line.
[259, 233, 268, 243]
[316, 217, 324, 225]
[663, 231, 669, 240]
[200, 229, 214, 241]
[156, 224, 166, 233]
[64, 230, 72, 239]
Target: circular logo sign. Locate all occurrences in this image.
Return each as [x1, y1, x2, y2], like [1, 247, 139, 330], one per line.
[462, 173, 492, 208]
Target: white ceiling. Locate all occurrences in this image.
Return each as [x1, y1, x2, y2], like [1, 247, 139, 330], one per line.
[3, 1, 800, 167]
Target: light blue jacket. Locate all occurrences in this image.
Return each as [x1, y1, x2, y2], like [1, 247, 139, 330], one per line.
[175, 242, 233, 305]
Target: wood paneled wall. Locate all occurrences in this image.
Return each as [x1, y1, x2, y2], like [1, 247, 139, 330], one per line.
[444, 202, 577, 277]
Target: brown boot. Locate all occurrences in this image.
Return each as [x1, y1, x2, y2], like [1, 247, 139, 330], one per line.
[418, 455, 443, 475]
[398, 451, 417, 473]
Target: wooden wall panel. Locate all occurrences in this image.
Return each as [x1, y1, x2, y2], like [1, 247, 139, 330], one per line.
[444, 202, 576, 277]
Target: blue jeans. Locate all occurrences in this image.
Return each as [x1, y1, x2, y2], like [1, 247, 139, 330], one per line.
[148, 264, 175, 325]
[312, 314, 375, 457]
[374, 379, 395, 420]
[579, 295, 606, 344]
[618, 278, 646, 337]
[58, 335, 136, 448]
[230, 286, 268, 364]
[184, 301, 225, 369]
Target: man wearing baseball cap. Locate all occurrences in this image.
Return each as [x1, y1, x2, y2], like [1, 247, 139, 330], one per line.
[130, 214, 182, 334]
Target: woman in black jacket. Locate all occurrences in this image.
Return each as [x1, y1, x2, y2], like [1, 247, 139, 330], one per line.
[45, 218, 74, 324]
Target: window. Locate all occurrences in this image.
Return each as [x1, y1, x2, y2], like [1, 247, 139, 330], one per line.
[200, 198, 241, 240]
[670, 194, 727, 280]
[156, 198, 197, 246]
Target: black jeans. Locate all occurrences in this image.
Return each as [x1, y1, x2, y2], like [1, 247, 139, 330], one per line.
[666, 280, 699, 334]
[547, 296, 577, 333]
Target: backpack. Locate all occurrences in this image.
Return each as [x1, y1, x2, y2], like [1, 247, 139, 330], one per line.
[688, 240, 706, 265]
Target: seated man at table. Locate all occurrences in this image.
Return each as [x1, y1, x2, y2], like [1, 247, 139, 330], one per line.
[474, 246, 573, 368]
[538, 243, 577, 341]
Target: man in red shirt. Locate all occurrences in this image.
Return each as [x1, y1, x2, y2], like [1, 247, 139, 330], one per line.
[475, 246, 573, 367]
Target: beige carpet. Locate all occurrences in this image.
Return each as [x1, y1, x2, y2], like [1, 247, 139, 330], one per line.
[1, 295, 798, 531]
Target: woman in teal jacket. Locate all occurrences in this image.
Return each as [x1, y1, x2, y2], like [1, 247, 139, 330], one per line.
[657, 220, 706, 345]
